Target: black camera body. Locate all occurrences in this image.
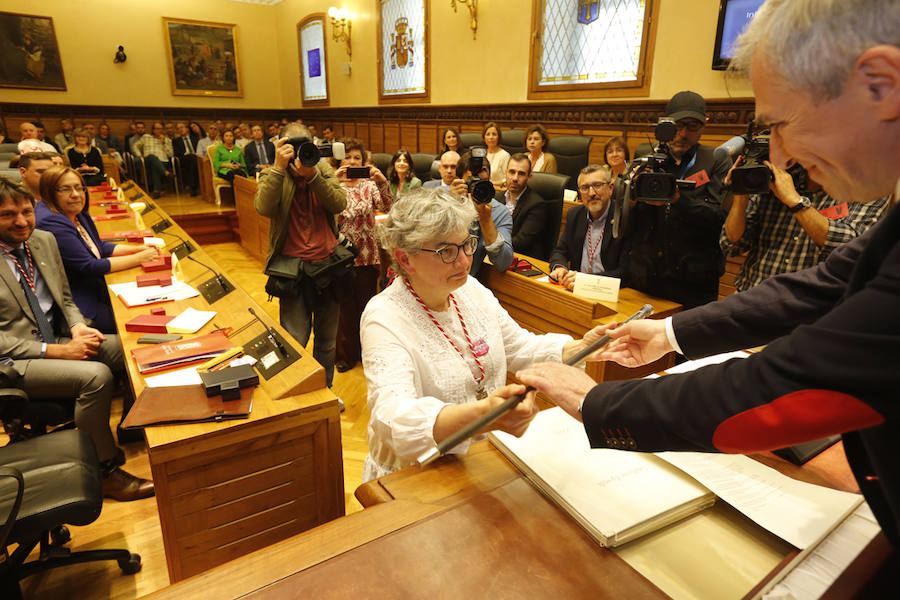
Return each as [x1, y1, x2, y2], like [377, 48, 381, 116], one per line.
[285, 137, 345, 167]
[716, 124, 809, 195]
[464, 146, 495, 204]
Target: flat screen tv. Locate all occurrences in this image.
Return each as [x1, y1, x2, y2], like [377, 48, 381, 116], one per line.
[712, 0, 766, 70]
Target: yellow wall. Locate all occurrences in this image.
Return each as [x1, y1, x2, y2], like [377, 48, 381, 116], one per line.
[1, 0, 283, 108]
[2, 0, 752, 109]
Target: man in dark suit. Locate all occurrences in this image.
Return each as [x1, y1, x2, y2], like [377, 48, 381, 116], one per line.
[495, 153, 556, 260]
[172, 122, 200, 196]
[549, 165, 627, 288]
[518, 0, 900, 548]
[244, 124, 275, 176]
[0, 177, 153, 502]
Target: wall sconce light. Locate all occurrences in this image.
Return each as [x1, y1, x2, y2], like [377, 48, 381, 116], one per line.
[451, 0, 478, 40]
[328, 7, 352, 60]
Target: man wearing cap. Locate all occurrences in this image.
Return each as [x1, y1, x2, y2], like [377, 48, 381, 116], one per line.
[625, 90, 732, 308]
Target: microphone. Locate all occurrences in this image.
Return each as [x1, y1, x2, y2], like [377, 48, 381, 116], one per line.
[714, 135, 746, 163]
[247, 307, 288, 358]
[185, 254, 235, 304]
[416, 304, 655, 467]
[153, 228, 195, 259]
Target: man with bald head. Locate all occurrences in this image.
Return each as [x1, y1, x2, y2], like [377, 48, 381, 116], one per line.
[423, 151, 460, 191]
[17, 122, 55, 154]
[519, 0, 900, 548]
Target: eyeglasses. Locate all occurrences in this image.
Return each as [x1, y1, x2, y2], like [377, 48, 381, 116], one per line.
[418, 235, 478, 264]
[577, 181, 611, 194]
[675, 120, 704, 132]
[56, 185, 85, 194]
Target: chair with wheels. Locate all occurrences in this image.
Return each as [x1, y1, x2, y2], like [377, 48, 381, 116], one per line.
[0, 365, 74, 444]
[0, 429, 141, 600]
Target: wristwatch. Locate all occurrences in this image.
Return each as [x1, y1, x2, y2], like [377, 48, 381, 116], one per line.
[789, 196, 812, 213]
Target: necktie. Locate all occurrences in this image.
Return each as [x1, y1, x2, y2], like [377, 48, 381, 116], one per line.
[258, 143, 267, 164]
[10, 248, 55, 343]
[185, 136, 194, 153]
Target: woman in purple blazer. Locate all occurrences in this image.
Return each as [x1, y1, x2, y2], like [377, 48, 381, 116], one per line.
[35, 166, 159, 333]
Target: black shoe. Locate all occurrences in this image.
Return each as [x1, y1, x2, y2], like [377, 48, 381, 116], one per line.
[335, 361, 354, 373]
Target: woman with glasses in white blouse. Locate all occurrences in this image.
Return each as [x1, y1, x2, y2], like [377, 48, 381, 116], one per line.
[360, 188, 606, 480]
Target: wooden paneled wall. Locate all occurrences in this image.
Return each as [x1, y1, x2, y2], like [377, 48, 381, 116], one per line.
[2, 98, 754, 161]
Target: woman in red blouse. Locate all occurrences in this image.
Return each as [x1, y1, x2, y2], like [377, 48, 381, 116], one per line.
[334, 138, 394, 372]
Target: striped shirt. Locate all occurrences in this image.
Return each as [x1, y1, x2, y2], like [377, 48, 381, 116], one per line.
[134, 134, 173, 162]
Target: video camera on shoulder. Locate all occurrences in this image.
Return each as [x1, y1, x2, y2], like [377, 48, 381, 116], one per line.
[715, 121, 808, 195]
[609, 118, 697, 238]
[285, 136, 345, 167]
[465, 147, 496, 204]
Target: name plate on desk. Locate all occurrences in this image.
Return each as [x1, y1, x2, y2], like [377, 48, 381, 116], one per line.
[573, 273, 620, 302]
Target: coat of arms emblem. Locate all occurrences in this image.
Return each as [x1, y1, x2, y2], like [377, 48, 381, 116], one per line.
[390, 16, 414, 69]
[577, 0, 601, 25]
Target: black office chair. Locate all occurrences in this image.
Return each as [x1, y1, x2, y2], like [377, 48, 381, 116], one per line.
[0, 366, 74, 444]
[458, 132, 483, 153]
[546, 135, 593, 191]
[371, 152, 392, 177]
[528, 172, 571, 260]
[0, 429, 141, 600]
[500, 129, 527, 156]
[411, 153, 436, 182]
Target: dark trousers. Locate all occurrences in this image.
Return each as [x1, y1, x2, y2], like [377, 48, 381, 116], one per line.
[145, 155, 170, 193]
[178, 154, 199, 193]
[335, 265, 379, 367]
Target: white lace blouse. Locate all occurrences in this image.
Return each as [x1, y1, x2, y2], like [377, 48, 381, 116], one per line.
[360, 276, 571, 481]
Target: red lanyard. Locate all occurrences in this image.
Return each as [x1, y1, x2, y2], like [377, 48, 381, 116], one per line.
[585, 215, 603, 265]
[1, 242, 36, 291]
[404, 278, 487, 397]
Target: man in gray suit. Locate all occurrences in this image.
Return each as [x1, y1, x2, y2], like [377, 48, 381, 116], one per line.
[0, 177, 153, 502]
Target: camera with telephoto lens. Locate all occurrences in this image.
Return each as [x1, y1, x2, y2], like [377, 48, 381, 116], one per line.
[285, 136, 345, 167]
[465, 147, 496, 204]
[715, 122, 808, 195]
[609, 118, 697, 238]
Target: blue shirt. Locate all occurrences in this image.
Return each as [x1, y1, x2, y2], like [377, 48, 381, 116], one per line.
[470, 199, 514, 276]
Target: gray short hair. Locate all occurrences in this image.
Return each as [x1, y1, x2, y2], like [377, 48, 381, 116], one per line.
[579, 164, 611, 181]
[378, 188, 477, 276]
[281, 122, 311, 139]
[732, 0, 900, 99]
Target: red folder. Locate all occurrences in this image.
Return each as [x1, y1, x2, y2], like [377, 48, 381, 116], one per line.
[141, 254, 172, 272]
[131, 331, 233, 374]
[136, 274, 172, 287]
[100, 229, 152, 242]
[125, 313, 175, 333]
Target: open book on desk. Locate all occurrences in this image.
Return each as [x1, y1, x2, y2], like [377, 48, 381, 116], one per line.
[490, 407, 716, 547]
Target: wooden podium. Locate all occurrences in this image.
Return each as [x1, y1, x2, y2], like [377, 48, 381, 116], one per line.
[97, 182, 344, 582]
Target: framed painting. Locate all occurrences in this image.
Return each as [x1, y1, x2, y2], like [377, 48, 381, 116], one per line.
[0, 11, 66, 90]
[163, 17, 242, 97]
[298, 14, 329, 106]
[376, 0, 429, 104]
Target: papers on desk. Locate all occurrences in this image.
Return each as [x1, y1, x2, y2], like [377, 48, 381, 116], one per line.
[165, 307, 216, 334]
[657, 452, 861, 549]
[109, 280, 199, 308]
[572, 273, 620, 302]
[664, 350, 749, 374]
[490, 407, 716, 547]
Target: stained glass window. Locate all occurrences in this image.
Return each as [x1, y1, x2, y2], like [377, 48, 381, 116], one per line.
[299, 16, 328, 105]
[378, 0, 429, 103]
[530, 0, 654, 98]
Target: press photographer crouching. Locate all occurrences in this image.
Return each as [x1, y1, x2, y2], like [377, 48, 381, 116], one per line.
[449, 149, 514, 276]
[254, 122, 351, 390]
[719, 129, 888, 291]
[617, 91, 732, 309]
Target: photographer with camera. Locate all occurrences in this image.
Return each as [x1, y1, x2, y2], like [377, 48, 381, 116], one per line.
[624, 91, 732, 308]
[448, 150, 513, 276]
[254, 122, 347, 391]
[333, 137, 394, 373]
[723, 157, 887, 292]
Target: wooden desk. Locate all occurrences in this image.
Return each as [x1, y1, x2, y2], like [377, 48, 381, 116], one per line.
[480, 253, 682, 381]
[198, 156, 214, 205]
[142, 441, 890, 600]
[96, 183, 344, 582]
[233, 175, 269, 263]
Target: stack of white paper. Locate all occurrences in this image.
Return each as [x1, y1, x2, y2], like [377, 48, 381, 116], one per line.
[109, 281, 199, 307]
